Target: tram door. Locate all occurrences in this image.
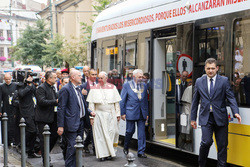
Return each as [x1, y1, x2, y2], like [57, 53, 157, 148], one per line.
[153, 36, 177, 146]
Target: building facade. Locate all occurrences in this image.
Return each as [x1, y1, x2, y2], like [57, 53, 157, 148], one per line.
[38, 0, 119, 66]
[0, 0, 43, 68]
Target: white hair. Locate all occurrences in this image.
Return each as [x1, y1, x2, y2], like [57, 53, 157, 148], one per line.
[133, 69, 143, 76]
[99, 71, 108, 77]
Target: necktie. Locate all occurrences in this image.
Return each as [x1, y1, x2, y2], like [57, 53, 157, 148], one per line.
[137, 84, 140, 91]
[210, 78, 214, 97]
[76, 87, 85, 118]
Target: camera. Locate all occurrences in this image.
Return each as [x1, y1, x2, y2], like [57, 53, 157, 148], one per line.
[12, 70, 37, 83]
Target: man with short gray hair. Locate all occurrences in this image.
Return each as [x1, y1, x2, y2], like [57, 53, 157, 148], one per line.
[120, 69, 149, 158]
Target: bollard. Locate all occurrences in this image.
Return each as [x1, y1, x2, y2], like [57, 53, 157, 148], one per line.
[2, 112, 8, 167]
[43, 125, 51, 167]
[74, 135, 83, 167]
[124, 152, 137, 167]
[19, 118, 26, 167]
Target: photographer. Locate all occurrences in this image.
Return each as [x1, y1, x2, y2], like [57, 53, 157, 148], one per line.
[17, 73, 40, 158]
[36, 71, 58, 166]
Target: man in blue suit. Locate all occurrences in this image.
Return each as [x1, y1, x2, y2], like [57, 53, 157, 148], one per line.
[57, 70, 94, 167]
[120, 69, 149, 158]
[191, 58, 241, 167]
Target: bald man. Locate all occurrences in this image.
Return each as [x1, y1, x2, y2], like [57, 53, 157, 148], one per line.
[0, 73, 17, 145]
[57, 70, 94, 167]
[82, 66, 90, 83]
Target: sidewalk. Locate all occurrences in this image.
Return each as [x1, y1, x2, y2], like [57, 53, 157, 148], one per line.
[1, 144, 188, 167]
[27, 145, 187, 167]
[0, 145, 22, 167]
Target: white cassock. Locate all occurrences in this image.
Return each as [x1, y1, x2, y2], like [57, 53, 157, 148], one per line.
[87, 83, 121, 159]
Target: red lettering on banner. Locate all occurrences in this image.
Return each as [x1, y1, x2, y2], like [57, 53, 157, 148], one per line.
[95, 0, 247, 34]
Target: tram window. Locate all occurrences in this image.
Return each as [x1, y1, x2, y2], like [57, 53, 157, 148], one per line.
[125, 41, 136, 66]
[232, 19, 250, 107]
[197, 26, 225, 75]
[106, 46, 119, 71]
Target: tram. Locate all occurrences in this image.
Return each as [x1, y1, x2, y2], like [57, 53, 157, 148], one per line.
[90, 0, 250, 166]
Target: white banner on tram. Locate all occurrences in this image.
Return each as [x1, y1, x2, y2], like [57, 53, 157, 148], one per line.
[92, 0, 249, 41]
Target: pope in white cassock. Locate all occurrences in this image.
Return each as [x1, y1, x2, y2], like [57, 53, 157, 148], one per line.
[86, 71, 121, 161]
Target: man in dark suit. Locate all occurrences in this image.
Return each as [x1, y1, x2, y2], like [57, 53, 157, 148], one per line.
[81, 69, 97, 154]
[191, 58, 241, 167]
[57, 70, 94, 167]
[176, 70, 188, 147]
[120, 69, 149, 158]
[82, 66, 90, 84]
[36, 71, 58, 166]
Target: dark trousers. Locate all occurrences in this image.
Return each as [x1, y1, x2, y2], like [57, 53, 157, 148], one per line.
[65, 119, 84, 167]
[37, 119, 58, 161]
[124, 119, 146, 155]
[7, 115, 16, 145]
[83, 127, 95, 151]
[14, 111, 21, 146]
[199, 113, 228, 167]
[26, 131, 37, 154]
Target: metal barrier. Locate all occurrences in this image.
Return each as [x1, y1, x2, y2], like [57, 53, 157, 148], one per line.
[1, 116, 88, 167]
[75, 135, 83, 167]
[43, 125, 51, 167]
[2, 112, 8, 167]
[19, 118, 26, 167]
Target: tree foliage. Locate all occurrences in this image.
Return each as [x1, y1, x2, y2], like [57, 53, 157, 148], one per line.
[81, 0, 112, 43]
[42, 34, 64, 67]
[11, 19, 50, 66]
[93, 0, 112, 15]
[58, 37, 87, 67]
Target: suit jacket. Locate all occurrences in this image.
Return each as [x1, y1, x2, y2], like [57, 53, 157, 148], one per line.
[120, 81, 149, 120]
[0, 82, 17, 115]
[57, 82, 90, 132]
[80, 80, 98, 103]
[35, 82, 58, 123]
[18, 83, 36, 118]
[191, 75, 239, 126]
[81, 74, 87, 84]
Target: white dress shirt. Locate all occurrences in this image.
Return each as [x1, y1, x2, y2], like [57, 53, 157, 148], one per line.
[72, 83, 85, 118]
[207, 74, 217, 94]
[207, 74, 217, 112]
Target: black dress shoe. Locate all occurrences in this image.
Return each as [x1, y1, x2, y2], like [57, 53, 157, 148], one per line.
[106, 156, 112, 160]
[138, 154, 147, 158]
[123, 149, 128, 155]
[100, 158, 105, 161]
[28, 153, 41, 158]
